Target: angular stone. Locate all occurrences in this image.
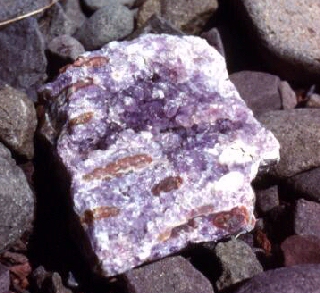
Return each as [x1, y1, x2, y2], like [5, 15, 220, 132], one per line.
[75, 4, 135, 50]
[229, 71, 281, 116]
[295, 199, 320, 237]
[258, 109, 320, 178]
[0, 142, 34, 251]
[0, 83, 37, 159]
[255, 185, 279, 215]
[201, 27, 226, 58]
[0, 263, 9, 293]
[40, 34, 279, 276]
[306, 93, 320, 108]
[214, 239, 263, 291]
[281, 234, 320, 267]
[125, 256, 215, 293]
[279, 81, 296, 109]
[288, 168, 320, 203]
[0, 18, 47, 100]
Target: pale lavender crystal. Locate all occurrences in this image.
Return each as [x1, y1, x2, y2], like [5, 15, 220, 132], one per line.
[40, 34, 279, 276]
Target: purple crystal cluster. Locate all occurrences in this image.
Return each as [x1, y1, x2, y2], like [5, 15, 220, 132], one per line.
[41, 34, 279, 276]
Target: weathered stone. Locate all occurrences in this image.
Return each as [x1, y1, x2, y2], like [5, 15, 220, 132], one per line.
[38, 3, 77, 44]
[40, 34, 279, 275]
[230, 0, 320, 83]
[0, 263, 9, 293]
[295, 199, 320, 237]
[125, 256, 215, 293]
[258, 109, 320, 178]
[279, 81, 296, 109]
[255, 185, 279, 214]
[305, 93, 320, 108]
[84, 0, 137, 10]
[48, 35, 85, 61]
[234, 264, 320, 293]
[76, 4, 135, 50]
[214, 239, 263, 291]
[0, 18, 47, 100]
[136, 0, 218, 34]
[229, 71, 281, 116]
[281, 234, 320, 267]
[0, 83, 37, 159]
[0, 142, 34, 251]
[60, 0, 86, 30]
[288, 168, 320, 203]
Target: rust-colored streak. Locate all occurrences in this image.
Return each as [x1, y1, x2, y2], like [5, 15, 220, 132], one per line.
[69, 112, 94, 126]
[157, 229, 172, 242]
[151, 176, 183, 196]
[59, 56, 109, 73]
[82, 206, 120, 225]
[211, 206, 249, 234]
[83, 154, 153, 181]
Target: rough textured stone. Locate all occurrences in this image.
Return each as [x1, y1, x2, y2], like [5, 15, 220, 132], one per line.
[137, 0, 218, 34]
[230, 0, 320, 83]
[0, 17, 47, 100]
[84, 0, 137, 10]
[0, 83, 37, 159]
[76, 4, 135, 50]
[305, 93, 320, 108]
[127, 14, 184, 40]
[60, 0, 86, 30]
[0, 0, 53, 25]
[38, 3, 77, 44]
[125, 256, 215, 293]
[0, 142, 34, 252]
[40, 34, 279, 276]
[295, 199, 320, 237]
[281, 234, 320, 267]
[234, 264, 320, 293]
[287, 167, 320, 203]
[0, 263, 9, 293]
[48, 35, 85, 61]
[229, 71, 281, 116]
[279, 81, 296, 109]
[258, 109, 320, 178]
[255, 185, 279, 214]
[201, 27, 226, 58]
[214, 239, 263, 291]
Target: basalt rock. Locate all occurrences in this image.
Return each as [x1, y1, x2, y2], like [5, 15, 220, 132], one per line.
[39, 34, 279, 276]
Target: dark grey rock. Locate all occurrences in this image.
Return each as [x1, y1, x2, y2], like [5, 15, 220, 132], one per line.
[279, 81, 296, 109]
[295, 199, 320, 237]
[229, 71, 281, 116]
[125, 256, 215, 293]
[255, 185, 279, 214]
[0, 142, 34, 252]
[234, 264, 320, 293]
[288, 167, 320, 202]
[214, 239, 263, 291]
[38, 3, 77, 44]
[60, 0, 86, 30]
[201, 27, 225, 58]
[76, 4, 135, 50]
[84, 0, 137, 10]
[281, 234, 320, 267]
[0, 17, 47, 100]
[0, 0, 53, 25]
[137, 0, 218, 34]
[258, 109, 320, 178]
[127, 14, 183, 40]
[48, 35, 85, 61]
[230, 0, 320, 84]
[0, 263, 9, 293]
[0, 83, 37, 159]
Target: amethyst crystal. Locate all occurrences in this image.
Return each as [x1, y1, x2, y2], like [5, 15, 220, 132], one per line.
[40, 34, 279, 276]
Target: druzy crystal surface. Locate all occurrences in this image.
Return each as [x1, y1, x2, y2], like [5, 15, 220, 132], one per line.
[41, 34, 279, 276]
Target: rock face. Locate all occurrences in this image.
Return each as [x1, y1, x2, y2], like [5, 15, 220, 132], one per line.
[40, 34, 279, 276]
[0, 142, 34, 252]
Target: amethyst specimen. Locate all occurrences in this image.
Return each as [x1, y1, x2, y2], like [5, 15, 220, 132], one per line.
[40, 34, 279, 276]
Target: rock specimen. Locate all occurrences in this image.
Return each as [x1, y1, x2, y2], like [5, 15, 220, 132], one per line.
[40, 34, 279, 276]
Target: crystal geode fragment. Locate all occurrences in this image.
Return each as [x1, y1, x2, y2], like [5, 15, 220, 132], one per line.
[40, 34, 279, 276]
